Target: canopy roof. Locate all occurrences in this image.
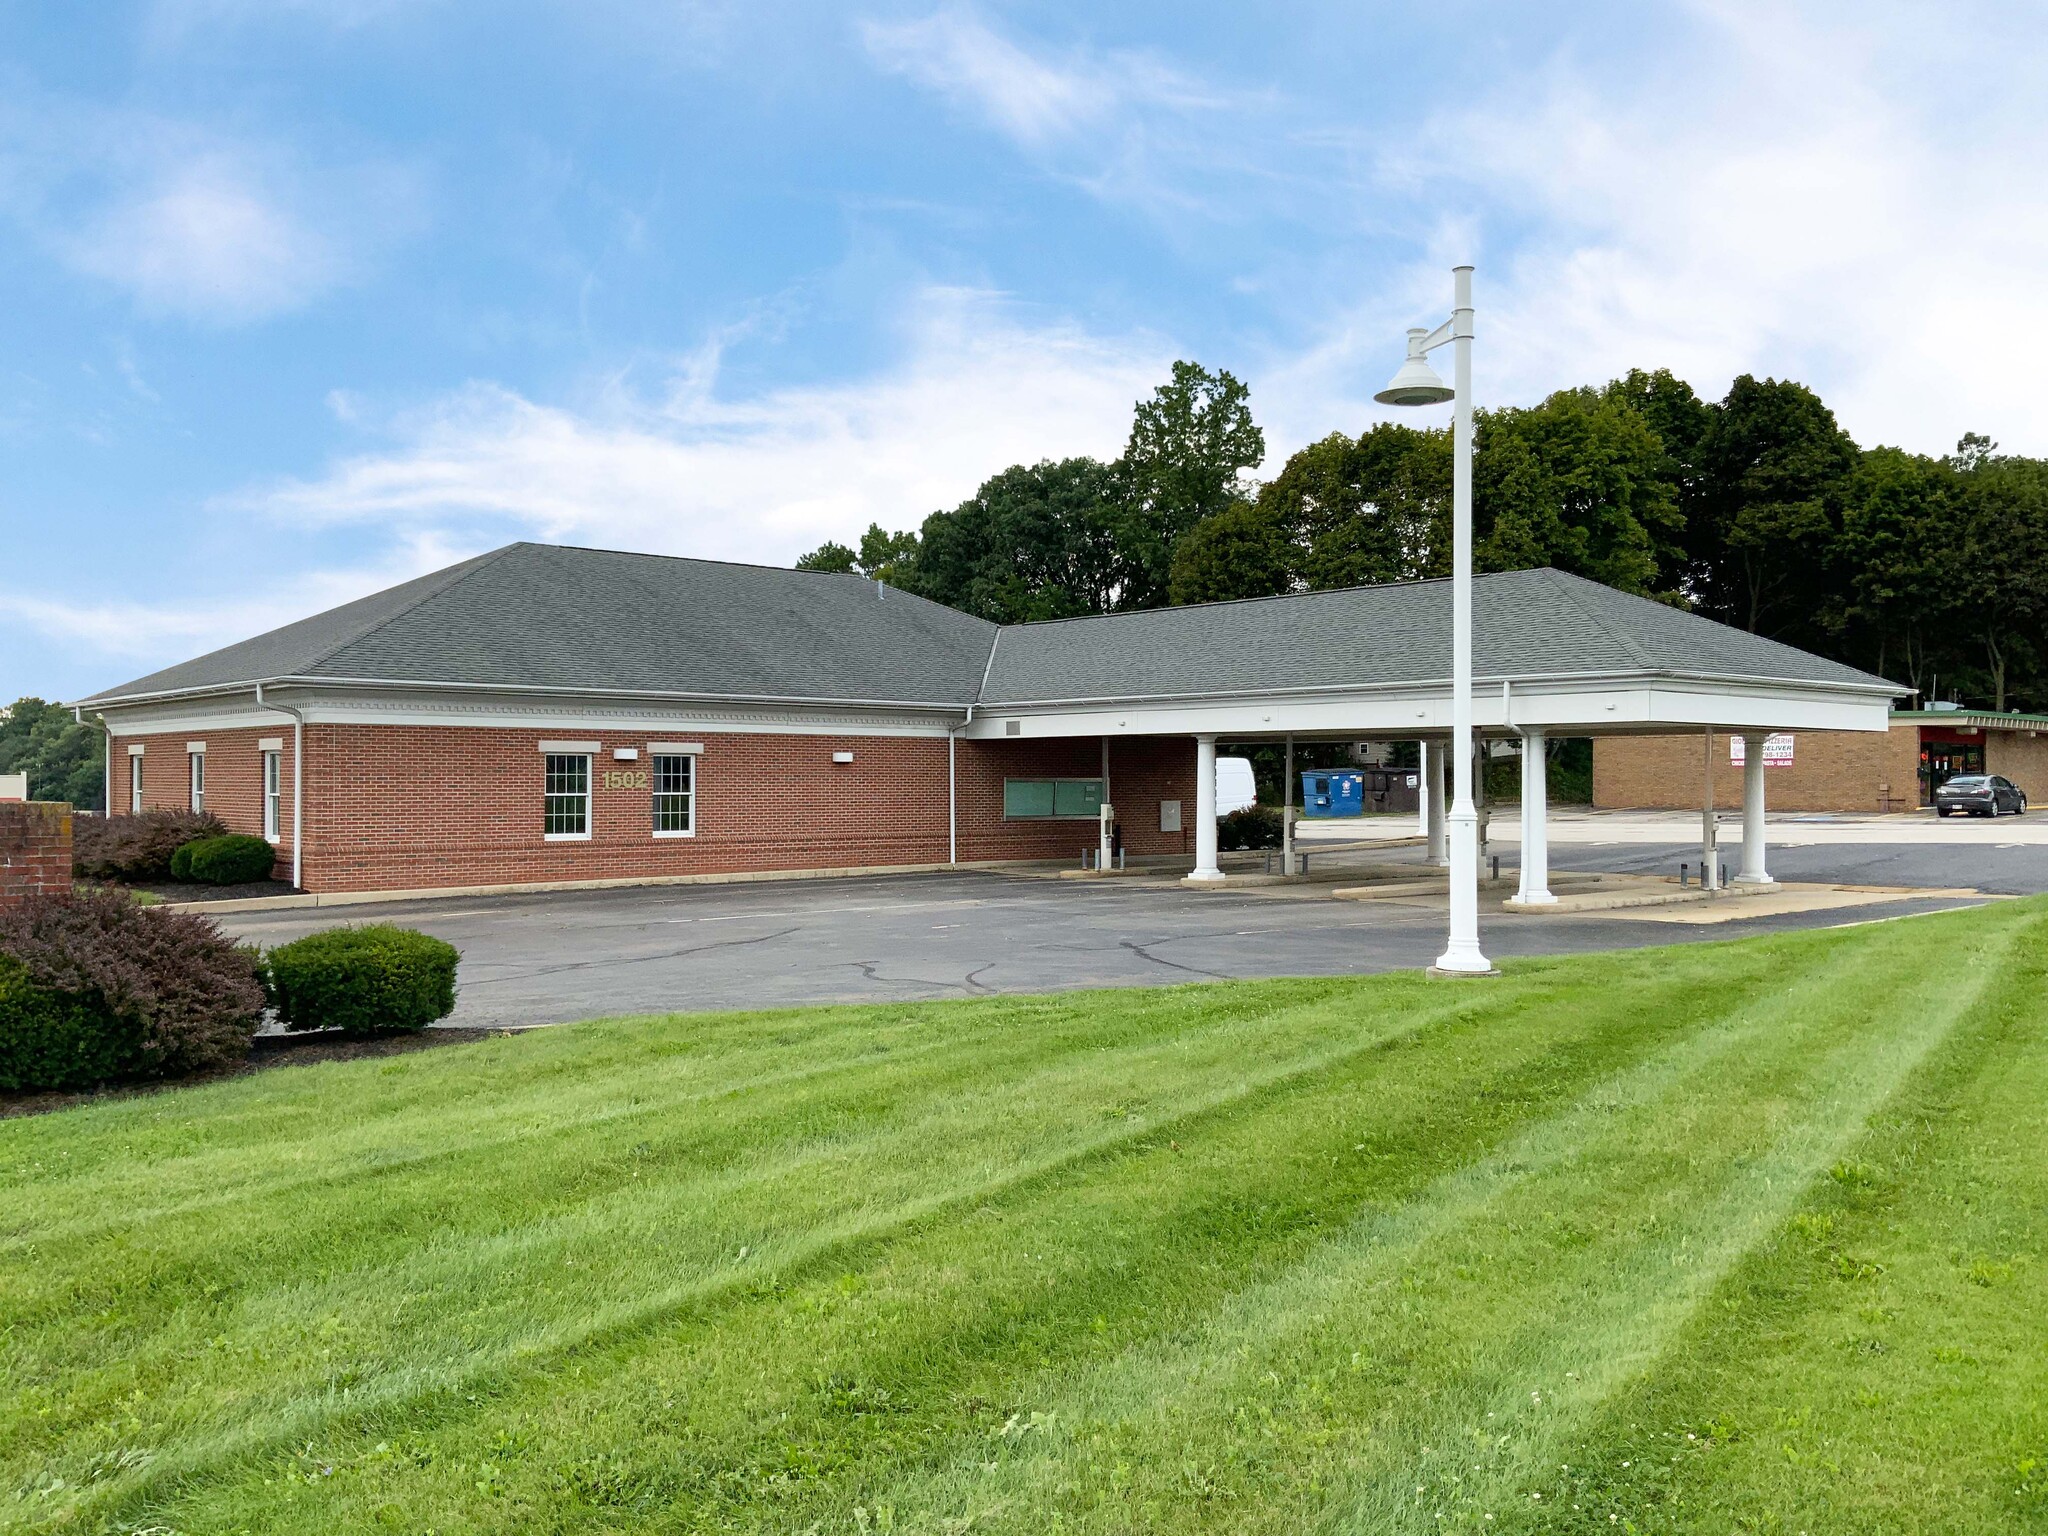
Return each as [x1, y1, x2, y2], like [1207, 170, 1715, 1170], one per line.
[82, 542, 1897, 714]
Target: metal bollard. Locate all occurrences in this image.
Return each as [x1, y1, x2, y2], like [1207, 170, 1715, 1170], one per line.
[1679, 862, 1690, 888]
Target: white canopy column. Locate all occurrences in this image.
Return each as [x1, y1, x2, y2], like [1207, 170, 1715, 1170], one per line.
[1515, 725, 1556, 904]
[1189, 733, 1223, 882]
[1734, 730, 1776, 886]
[1426, 740, 1447, 866]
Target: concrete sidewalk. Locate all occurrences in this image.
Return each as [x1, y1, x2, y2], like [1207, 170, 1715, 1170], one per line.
[1295, 806, 2048, 847]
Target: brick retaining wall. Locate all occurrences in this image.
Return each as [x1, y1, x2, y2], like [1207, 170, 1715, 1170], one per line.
[0, 802, 73, 910]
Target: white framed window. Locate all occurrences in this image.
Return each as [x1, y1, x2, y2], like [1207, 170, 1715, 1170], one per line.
[652, 753, 694, 836]
[262, 751, 283, 842]
[129, 751, 143, 814]
[189, 751, 205, 813]
[543, 753, 591, 839]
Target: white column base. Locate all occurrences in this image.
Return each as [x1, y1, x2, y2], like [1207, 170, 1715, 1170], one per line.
[1729, 873, 1778, 888]
[1182, 870, 1227, 885]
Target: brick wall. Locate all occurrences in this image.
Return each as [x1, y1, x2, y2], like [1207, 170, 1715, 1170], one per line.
[0, 802, 74, 910]
[108, 723, 1200, 894]
[956, 736, 1196, 863]
[1986, 731, 2048, 802]
[1593, 726, 1923, 813]
[121, 726, 297, 876]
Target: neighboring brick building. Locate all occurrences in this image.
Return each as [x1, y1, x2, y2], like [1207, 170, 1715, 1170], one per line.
[79, 547, 1899, 897]
[1594, 710, 2048, 813]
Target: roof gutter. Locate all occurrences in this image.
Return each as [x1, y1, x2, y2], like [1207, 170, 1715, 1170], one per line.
[77, 673, 978, 718]
[978, 666, 1906, 713]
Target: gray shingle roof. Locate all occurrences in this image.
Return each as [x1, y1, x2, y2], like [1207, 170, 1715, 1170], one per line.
[85, 543, 999, 707]
[979, 566, 1897, 703]
[82, 548, 1897, 710]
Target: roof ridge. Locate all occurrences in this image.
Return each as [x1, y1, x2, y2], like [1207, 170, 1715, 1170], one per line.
[296, 543, 521, 676]
[1538, 567, 1657, 671]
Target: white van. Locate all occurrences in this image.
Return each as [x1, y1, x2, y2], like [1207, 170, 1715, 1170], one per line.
[1215, 756, 1257, 815]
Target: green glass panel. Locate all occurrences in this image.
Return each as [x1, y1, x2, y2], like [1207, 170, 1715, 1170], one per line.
[1004, 780, 1056, 818]
[1053, 779, 1104, 817]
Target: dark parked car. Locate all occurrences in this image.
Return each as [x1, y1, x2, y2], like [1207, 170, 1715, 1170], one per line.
[1934, 774, 2028, 817]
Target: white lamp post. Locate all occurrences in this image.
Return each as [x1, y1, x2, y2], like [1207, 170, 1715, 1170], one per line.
[1375, 264, 1494, 975]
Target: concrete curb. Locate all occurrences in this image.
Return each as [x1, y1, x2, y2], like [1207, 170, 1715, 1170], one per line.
[155, 859, 1042, 915]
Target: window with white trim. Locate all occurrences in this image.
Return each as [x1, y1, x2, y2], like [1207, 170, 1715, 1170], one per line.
[189, 751, 205, 813]
[544, 753, 591, 838]
[652, 753, 694, 835]
[129, 753, 143, 814]
[263, 751, 283, 842]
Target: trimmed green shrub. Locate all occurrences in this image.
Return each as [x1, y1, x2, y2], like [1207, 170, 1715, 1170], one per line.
[73, 810, 225, 882]
[1217, 804, 1283, 851]
[168, 840, 198, 882]
[0, 956, 140, 1092]
[183, 834, 276, 885]
[0, 889, 265, 1090]
[266, 925, 459, 1035]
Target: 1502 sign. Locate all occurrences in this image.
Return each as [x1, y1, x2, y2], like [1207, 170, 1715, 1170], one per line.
[601, 770, 650, 790]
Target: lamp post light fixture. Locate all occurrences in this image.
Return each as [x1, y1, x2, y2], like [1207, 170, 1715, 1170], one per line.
[1375, 264, 1495, 975]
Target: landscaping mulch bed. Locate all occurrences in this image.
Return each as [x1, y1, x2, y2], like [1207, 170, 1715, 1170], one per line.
[0, 1027, 504, 1120]
[126, 878, 305, 904]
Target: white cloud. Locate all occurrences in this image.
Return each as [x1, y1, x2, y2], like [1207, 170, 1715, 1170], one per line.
[862, 10, 1115, 147]
[1290, 1, 2048, 457]
[0, 532, 476, 668]
[860, 8, 1255, 217]
[64, 157, 348, 322]
[0, 88, 415, 323]
[230, 286, 1169, 562]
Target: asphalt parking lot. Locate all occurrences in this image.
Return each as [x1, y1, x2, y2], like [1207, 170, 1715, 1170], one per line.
[218, 836, 2035, 1029]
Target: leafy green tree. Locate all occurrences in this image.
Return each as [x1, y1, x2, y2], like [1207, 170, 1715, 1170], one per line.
[1112, 361, 1265, 609]
[1832, 447, 1963, 692]
[0, 698, 103, 808]
[1473, 387, 1682, 597]
[1692, 376, 1859, 644]
[794, 541, 858, 574]
[908, 458, 1122, 623]
[794, 524, 921, 582]
[1952, 445, 2048, 712]
[1604, 368, 1713, 586]
[1167, 500, 1295, 605]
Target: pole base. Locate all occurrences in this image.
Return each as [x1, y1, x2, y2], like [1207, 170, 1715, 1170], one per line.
[1729, 874, 1777, 888]
[1427, 963, 1502, 978]
[1182, 870, 1226, 885]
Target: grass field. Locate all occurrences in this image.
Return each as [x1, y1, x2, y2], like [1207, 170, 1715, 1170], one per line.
[3, 901, 2045, 1535]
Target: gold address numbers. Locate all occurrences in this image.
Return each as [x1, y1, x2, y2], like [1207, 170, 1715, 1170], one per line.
[600, 770, 650, 790]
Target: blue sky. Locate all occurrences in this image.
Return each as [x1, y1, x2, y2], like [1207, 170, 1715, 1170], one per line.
[3, 1, 2044, 701]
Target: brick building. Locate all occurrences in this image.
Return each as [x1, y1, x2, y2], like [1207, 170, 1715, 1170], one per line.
[79, 547, 1900, 899]
[1593, 709, 2048, 813]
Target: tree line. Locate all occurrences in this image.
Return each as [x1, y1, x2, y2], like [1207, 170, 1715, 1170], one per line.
[799, 364, 2048, 712]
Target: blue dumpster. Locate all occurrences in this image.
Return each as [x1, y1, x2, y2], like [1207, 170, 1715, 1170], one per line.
[1298, 770, 1365, 818]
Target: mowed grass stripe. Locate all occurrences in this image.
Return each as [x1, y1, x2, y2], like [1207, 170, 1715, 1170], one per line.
[683, 899, 2022, 1535]
[12, 975, 1503, 1521]
[69, 921, 1817, 1534]
[1525, 905, 2048, 1532]
[3, 903, 2039, 1536]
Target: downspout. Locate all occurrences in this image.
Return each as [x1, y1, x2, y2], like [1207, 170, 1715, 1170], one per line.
[948, 727, 957, 867]
[76, 705, 107, 815]
[254, 683, 307, 891]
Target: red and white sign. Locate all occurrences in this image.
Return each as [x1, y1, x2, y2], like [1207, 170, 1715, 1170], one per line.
[1729, 733, 1795, 767]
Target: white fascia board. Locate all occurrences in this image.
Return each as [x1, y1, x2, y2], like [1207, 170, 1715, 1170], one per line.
[967, 678, 1895, 740]
[100, 686, 964, 740]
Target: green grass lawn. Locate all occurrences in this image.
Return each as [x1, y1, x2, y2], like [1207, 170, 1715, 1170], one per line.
[4, 902, 2045, 1535]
